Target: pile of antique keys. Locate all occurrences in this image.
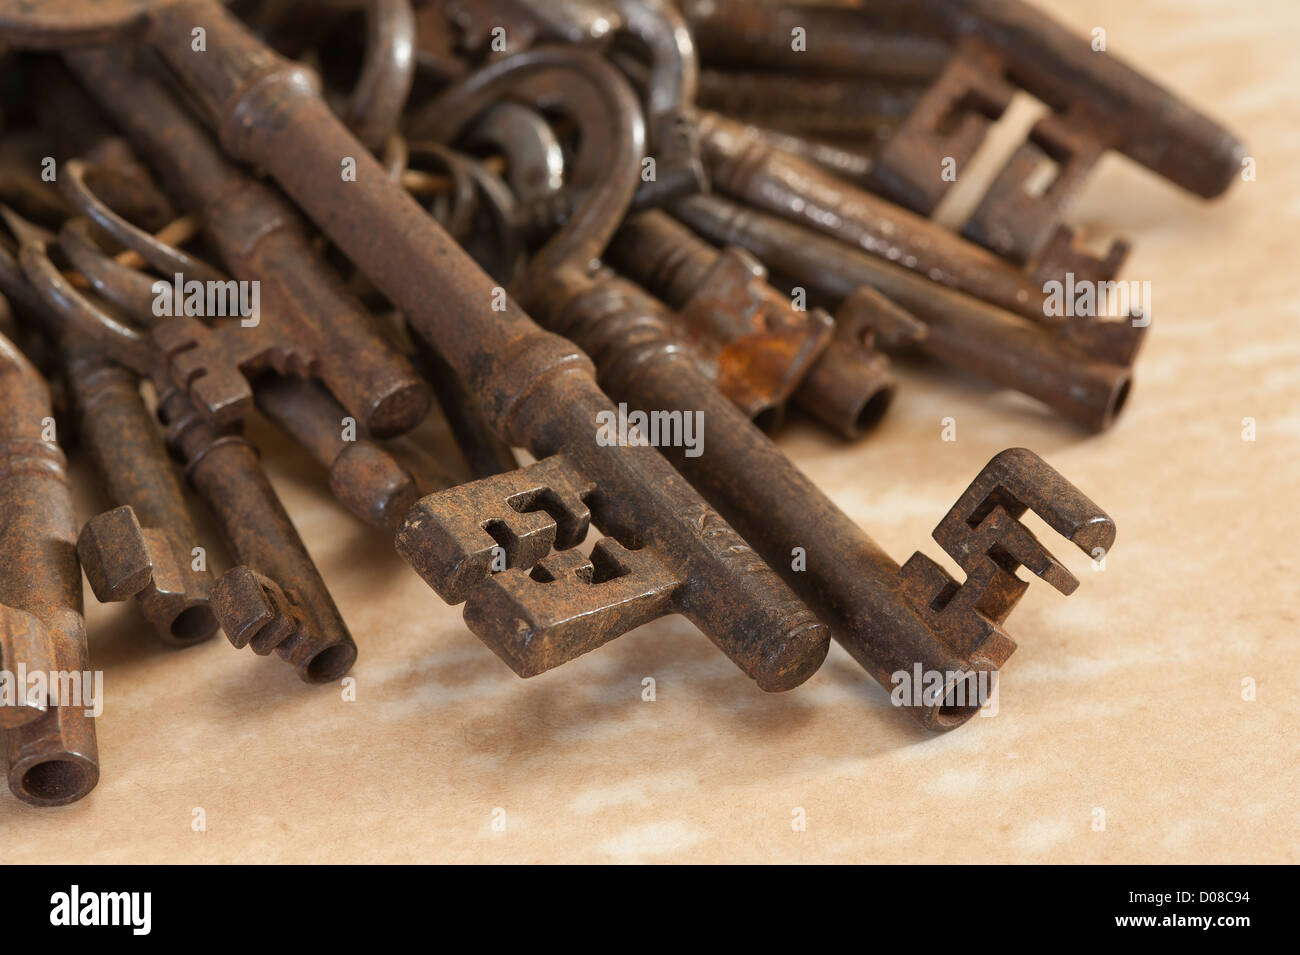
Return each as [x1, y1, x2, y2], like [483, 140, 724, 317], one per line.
[0, 0, 1243, 805]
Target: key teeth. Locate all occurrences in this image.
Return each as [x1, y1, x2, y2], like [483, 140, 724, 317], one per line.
[394, 454, 594, 605]
[1032, 224, 1132, 289]
[152, 319, 254, 427]
[950, 448, 1117, 565]
[210, 567, 356, 681]
[899, 448, 1115, 661]
[211, 566, 299, 653]
[463, 540, 680, 678]
[865, 39, 1014, 214]
[77, 506, 218, 646]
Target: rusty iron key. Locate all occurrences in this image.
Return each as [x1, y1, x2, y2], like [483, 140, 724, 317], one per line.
[694, 109, 1133, 321]
[545, 267, 1116, 727]
[68, 347, 220, 647]
[676, 193, 1138, 432]
[0, 329, 99, 806]
[860, 0, 1247, 266]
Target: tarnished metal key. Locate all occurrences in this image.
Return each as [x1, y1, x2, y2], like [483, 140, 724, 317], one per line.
[0, 329, 99, 806]
[695, 109, 1127, 318]
[68, 347, 220, 647]
[608, 209, 898, 438]
[861, 0, 1246, 266]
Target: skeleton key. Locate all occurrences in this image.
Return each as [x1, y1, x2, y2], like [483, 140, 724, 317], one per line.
[676, 193, 1139, 431]
[864, 0, 1246, 269]
[68, 348, 220, 647]
[544, 255, 1118, 728]
[0, 329, 99, 805]
[400, 47, 832, 689]
[696, 110, 1101, 325]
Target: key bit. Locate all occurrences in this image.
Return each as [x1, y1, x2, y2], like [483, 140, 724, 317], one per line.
[397, 454, 593, 605]
[866, 37, 1015, 217]
[961, 107, 1112, 265]
[77, 506, 217, 647]
[147, 318, 267, 429]
[463, 539, 679, 677]
[899, 448, 1116, 667]
[209, 565, 351, 679]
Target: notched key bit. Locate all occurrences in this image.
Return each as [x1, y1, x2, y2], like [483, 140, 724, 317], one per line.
[149, 316, 308, 430]
[865, 38, 1014, 218]
[463, 539, 679, 677]
[77, 505, 217, 647]
[209, 565, 351, 679]
[396, 454, 594, 605]
[899, 448, 1116, 668]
